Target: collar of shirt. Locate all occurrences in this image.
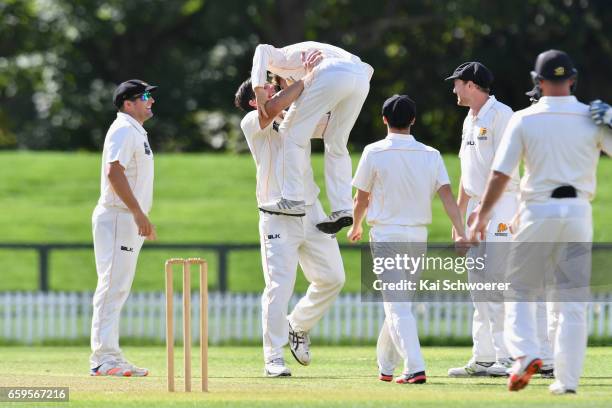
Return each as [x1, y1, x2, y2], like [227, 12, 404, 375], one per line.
[471, 95, 497, 122]
[537, 95, 578, 105]
[385, 133, 415, 142]
[117, 112, 147, 136]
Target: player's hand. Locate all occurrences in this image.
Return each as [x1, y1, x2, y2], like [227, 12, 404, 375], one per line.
[347, 224, 363, 242]
[133, 210, 154, 238]
[454, 235, 471, 256]
[589, 99, 612, 128]
[468, 212, 490, 244]
[254, 86, 269, 119]
[146, 225, 157, 241]
[302, 50, 323, 74]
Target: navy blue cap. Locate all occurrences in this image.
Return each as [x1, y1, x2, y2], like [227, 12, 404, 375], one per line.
[382, 95, 416, 128]
[532, 50, 577, 80]
[445, 62, 494, 89]
[113, 79, 158, 108]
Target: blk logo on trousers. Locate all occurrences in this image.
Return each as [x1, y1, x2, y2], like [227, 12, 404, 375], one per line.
[121, 246, 134, 252]
[267, 234, 280, 240]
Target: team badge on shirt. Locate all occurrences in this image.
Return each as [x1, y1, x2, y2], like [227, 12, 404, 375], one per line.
[494, 223, 509, 236]
[477, 128, 488, 140]
[144, 142, 151, 155]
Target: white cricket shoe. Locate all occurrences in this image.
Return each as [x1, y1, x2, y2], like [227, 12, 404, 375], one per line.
[487, 358, 513, 377]
[90, 361, 133, 377]
[259, 199, 305, 216]
[117, 360, 149, 377]
[448, 359, 493, 377]
[508, 356, 542, 391]
[264, 358, 291, 377]
[316, 210, 353, 234]
[288, 325, 311, 366]
[549, 381, 576, 395]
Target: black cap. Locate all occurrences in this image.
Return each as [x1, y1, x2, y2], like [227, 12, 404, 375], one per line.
[532, 49, 577, 80]
[382, 95, 416, 128]
[445, 62, 494, 89]
[113, 79, 158, 108]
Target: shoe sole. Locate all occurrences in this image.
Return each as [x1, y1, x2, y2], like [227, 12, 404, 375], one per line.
[448, 372, 490, 378]
[264, 370, 292, 377]
[259, 208, 305, 217]
[289, 347, 310, 366]
[316, 216, 353, 234]
[396, 375, 427, 384]
[508, 359, 542, 391]
[488, 371, 510, 377]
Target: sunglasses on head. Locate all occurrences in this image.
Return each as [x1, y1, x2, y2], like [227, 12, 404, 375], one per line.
[131, 91, 152, 102]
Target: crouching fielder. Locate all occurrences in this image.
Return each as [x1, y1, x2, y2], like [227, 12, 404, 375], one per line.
[347, 95, 467, 384]
[234, 67, 345, 377]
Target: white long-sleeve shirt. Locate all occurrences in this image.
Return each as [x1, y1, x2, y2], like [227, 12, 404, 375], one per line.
[251, 41, 372, 89]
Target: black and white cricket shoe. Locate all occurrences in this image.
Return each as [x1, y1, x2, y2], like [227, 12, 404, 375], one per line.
[259, 198, 306, 217]
[264, 358, 291, 377]
[540, 363, 555, 379]
[316, 210, 353, 234]
[288, 324, 311, 366]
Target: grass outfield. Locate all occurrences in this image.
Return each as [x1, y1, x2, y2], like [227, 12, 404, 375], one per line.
[1, 152, 612, 292]
[0, 346, 610, 407]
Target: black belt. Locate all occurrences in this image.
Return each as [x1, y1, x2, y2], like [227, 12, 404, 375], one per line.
[551, 185, 577, 198]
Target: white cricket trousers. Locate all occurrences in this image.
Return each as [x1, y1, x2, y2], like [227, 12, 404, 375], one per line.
[90, 206, 144, 368]
[466, 193, 514, 362]
[505, 198, 592, 391]
[278, 58, 371, 212]
[466, 193, 553, 365]
[259, 200, 345, 362]
[371, 225, 427, 376]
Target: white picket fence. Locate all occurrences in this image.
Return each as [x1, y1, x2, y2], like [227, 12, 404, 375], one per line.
[0, 292, 611, 345]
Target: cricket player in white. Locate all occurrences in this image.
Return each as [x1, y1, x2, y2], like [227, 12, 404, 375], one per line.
[253, 41, 374, 235]
[470, 50, 612, 394]
[235, 55, 345, 377]
[348, 95, 468, 384]
[444, 62, 553, 377]
[90, 79, 158, 377]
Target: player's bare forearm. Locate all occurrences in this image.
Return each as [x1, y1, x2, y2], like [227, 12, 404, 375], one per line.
[348, 189, 369, 242]
[106, 162, 143, 214]
[353, 190, 370, 228]
[258, 80, 305, 129]
[438, 184, 465, 237]
[457, 178, 470, 220]
[479, 171, 511, 218]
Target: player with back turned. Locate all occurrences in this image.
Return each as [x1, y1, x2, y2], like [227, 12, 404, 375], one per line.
[469, 50, 612, 394]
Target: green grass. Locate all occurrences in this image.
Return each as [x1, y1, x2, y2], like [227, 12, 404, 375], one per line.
[0, 346, 610, 407]
[1, 152, 612, 292]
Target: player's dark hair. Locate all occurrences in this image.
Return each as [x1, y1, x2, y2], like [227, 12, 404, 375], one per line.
[234, 78, 255, 112]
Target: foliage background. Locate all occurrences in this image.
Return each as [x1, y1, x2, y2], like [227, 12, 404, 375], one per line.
[1, 0, 610, 153]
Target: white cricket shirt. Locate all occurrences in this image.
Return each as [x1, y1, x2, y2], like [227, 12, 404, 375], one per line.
[352, 133, 450, 226]
[251, 41, 373, 88]
[98, 112, 154, 214]
[459, 95, 519, 198]
[240, 110, 319, 206]
[493, 96, 612, 203]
